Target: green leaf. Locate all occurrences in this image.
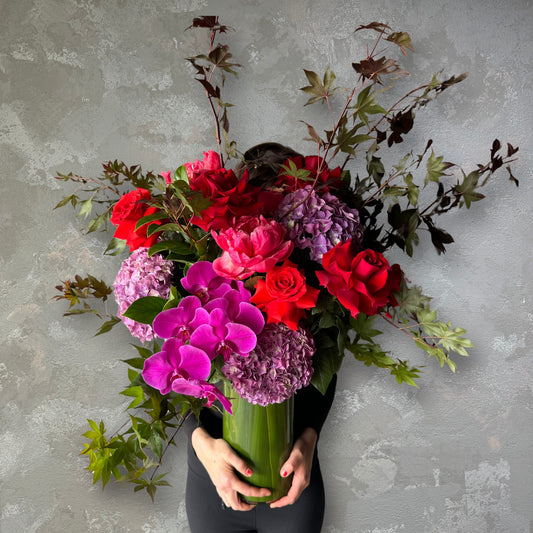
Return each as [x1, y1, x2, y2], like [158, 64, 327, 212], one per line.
[404, 173, 419, 206]
[95, 316, 121, 336]
[148, 240, 195, 258]
[350, 314, 383, 342]
[355, 86, 387, 126]
[389, 360, 421, 387]
[393, 281, 432, 317]
[104, 237, 127, 256]
[135, 211, 168, 231]
[86, 213, 109, 234]
[425, 151, 452, 184]
[54, 194, 78, 209]
[311, 329, 345, 394]
[122, 296, 166, 325]
[77, 198, 93, 219]
[174, 165, 189, 182]
[122, 357, 146, 370]
[455, 171, 485, 208]
[120, 385, 145, 409]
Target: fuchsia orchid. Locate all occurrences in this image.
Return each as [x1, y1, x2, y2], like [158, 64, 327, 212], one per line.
[152, 296, 210, 342]
[190, 289, 265, 359]
[142, 338, 232, 414]
[181, 261, 249, 304]
[142, 338, 211, 395]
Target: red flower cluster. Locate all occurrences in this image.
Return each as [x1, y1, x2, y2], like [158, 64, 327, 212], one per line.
[189, 168, 263, 231]
[110, 188, 161, 252]
[250, 260, 319, 330]
[186, 150, 263, 231]
[317, 241, 402, 319]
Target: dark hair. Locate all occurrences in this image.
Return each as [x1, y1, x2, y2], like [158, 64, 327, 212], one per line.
[235, 142, 302, 186]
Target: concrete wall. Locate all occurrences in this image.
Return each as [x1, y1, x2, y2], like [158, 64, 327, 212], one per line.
[1, 1, 532, 531]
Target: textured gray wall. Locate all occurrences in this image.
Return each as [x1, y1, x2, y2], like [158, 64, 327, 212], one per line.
[1, 1, 532, 532]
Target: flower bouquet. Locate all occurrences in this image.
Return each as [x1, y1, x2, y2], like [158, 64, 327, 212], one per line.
[54, 17, 519, 501]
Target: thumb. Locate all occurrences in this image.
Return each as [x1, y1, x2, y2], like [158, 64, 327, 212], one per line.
[226, 450, 254, 477]
[280, 455, 297, 478]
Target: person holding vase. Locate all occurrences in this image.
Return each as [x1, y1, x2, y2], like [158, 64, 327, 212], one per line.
[184, 143, 338, 533]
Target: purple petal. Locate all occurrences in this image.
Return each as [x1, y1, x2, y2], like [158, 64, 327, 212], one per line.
[181, 261, 218, 293]
[225, 323, 257, 355]
[189, 324, 222, 359]
[142, 350, 174, 394]
[235, 302, 265, 334]
[170, 378, 204, 397]
[153, 296, 201, 338]
[178, 345, 212, 381]
[201, 383, 233, 414]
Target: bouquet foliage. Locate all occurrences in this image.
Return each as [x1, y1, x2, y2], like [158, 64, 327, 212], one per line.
[54, 17, 519, 500]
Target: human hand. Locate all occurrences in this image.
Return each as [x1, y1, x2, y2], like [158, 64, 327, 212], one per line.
[269, 427, 318, 508]
[191, 427, 271, 511]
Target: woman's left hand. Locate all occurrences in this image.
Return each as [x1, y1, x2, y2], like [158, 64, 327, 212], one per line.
[269, 427, 318, 508]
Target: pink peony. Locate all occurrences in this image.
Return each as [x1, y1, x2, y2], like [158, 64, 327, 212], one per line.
[212, 215, 294, 280]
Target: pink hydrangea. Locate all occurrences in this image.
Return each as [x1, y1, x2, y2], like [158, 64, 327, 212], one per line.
[222, 323, 315, 405]
[114, 248, 174, 342]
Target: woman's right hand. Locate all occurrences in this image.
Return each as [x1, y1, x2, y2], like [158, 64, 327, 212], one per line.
[191, 427, 271, 511]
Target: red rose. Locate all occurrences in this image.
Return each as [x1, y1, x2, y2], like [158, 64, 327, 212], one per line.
[317, 241, 402, 318]
[250, 260, 319, 330]
[110, 188, 161, 252]
[274, 155, 343, 192]
[189, 168, 262, 231]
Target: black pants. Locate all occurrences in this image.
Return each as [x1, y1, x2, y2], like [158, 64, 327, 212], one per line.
[185, 439, 325, 533]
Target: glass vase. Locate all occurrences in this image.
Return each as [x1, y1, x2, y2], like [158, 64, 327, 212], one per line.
[222, 382, 294, 503]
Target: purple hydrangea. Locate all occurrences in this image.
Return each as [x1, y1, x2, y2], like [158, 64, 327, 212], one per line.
[222, 323, 315, 406]
[114, 248, 173, 342]
[275, 185, 363, 262]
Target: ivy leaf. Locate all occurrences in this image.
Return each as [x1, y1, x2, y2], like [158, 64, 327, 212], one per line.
[393, 281, 431, 317]
[301, 67, 336, 106]
[104, 237, 127, 256]
[404, 173, 419, 206]
[385, 31, 414, 56]
[54, 194, 78, 209]
[120, 385, 145, 409]
[455, 171, 485, 208]
[77, 198, 93, 219]
[95, 316, 121, 336]
[425, 151, 453, 184]
[389, 360, 421, 386]
[354, 86, 387, 126]
[350, 314, 382, 342]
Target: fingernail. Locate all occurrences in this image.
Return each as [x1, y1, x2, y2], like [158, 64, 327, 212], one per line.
[245, 468, 252, 476]
[281, 470, 287, 477]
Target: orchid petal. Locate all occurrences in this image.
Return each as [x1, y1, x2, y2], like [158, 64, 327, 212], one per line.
[178, 345, 212, 381]
[225, 323, 258, 355]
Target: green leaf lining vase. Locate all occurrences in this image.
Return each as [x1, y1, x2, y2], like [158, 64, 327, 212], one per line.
[222, 382, 294, 503]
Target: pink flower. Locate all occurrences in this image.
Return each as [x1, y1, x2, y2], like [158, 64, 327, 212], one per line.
[142, 338, 212, 395]
[161, 170, 172, 184]
[212, 215, 294, 280]
[185, 150, 222, 180]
